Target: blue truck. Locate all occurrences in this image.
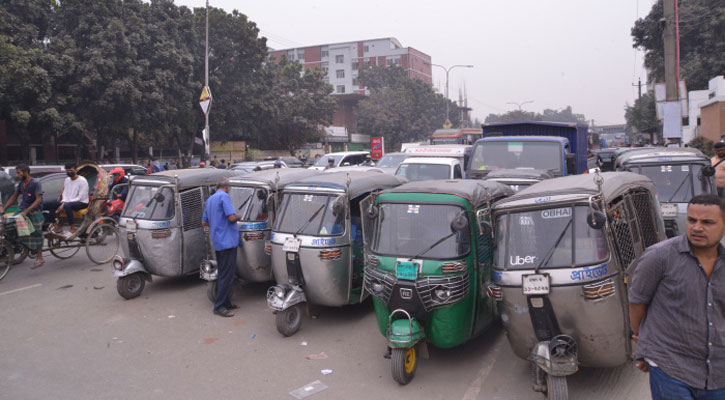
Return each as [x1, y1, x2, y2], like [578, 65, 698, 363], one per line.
[466, 121, 588, 179]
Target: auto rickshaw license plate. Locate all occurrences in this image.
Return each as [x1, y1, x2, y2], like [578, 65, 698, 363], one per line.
[283, 238, 301, 253]
[126, 221, 137, 233]
[396, 262, 418, 280]
[522, 274, 550, 295]
[660, 203, 677, 218]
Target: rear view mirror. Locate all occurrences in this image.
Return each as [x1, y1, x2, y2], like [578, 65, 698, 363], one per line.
[450, 211, 469, 232]
[587, 211, 606, 230]
[257, 188, 268, 200]
[702, 166, 716, 177]
[332, 199, 346, 217]
[476, 209, 493, 236]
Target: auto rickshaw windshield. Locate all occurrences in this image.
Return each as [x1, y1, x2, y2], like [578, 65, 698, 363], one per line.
[634, 164, 709, 203]
[495, 205, 608, 270]
[371, 203, 470, 259]
[229, 187, 268, 222]
[122, 185, 175, 220]
[274, 192, 345, 236]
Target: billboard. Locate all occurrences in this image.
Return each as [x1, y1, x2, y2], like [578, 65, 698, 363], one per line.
[371, 137, 384, 159]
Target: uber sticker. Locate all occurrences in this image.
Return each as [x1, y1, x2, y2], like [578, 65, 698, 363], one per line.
[407, 205, 420, 214]
[541, 207, 572, 219]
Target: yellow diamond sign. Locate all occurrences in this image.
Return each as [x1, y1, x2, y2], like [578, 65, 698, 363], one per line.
[199, 86, 212, 114]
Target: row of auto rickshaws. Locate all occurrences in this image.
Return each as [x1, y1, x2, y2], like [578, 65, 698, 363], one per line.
[110, 146, 716, 399]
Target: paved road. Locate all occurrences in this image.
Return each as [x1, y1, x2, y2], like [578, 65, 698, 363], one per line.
[0, 254, 651, 400]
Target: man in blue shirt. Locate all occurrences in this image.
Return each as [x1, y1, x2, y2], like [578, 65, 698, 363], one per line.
[202, 178, 242, 317]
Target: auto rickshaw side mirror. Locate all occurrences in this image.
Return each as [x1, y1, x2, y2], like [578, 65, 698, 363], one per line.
[257, 188, 268, 200]
[154, 192, 166, 203]
[332, 199, 346, 217]
[702, 166, 716, 177]
[450, 211, 469, 232]
[365, 204, 379, 219]
[476, 209, 493, 236]
[587, 211, 606, 230]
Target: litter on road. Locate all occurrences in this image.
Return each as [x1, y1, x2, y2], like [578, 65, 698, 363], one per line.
[305, 352, 328, 360]
[289, 380, 328, 399]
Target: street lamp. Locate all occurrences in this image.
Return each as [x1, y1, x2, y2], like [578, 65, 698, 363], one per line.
[506, 100, 534, 110]
[431, 63, 474, 123]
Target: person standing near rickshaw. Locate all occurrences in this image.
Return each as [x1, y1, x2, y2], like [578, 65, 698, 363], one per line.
[202, 178, 242, 317]
[710, 142, 725, 197]
[0, 165, 45, 269]
[629, 194, 725, 399]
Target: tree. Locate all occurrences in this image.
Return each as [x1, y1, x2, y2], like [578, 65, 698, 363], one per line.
[484, 106, 587, 124]
[632, 0, 725, 90]
[355, 66, 459, 152]
[624, 93, 659, 144]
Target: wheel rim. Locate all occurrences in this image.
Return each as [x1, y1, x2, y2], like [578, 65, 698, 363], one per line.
[86, 224, 120, 264]
[286, 306, 299, 324]
[126, 276, 141, 292]
[404, 348, 416, 374]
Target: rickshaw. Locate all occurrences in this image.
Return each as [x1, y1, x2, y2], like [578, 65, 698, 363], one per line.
[112, 168, 244, 299]
[490, 172, 666, 399]
[200, 168, 321, 301]
[616, 147, 716, 238]
[0, 162, 120, 280]
[360, 179, 514, 385]
[266, 171, 406, 336]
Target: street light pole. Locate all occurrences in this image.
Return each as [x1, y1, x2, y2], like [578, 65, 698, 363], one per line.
[506, 100, 534, 110]
[204, 0, 210, 164]
[431, 64, 473, 123]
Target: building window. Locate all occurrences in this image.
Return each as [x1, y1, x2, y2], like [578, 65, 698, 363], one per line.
[352, 78, 359, 86]
[363, 45, 369, 53]
[335, 54, 344, 63]
[386, 57, 401, 67]
[351, 61, 359, 70]
[336, 69, 345, 78]
[337, 85, 345, 94]
[321, 50, 329, 58]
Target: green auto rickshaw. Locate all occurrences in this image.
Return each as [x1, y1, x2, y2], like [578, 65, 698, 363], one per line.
[360, 179, 514, 384]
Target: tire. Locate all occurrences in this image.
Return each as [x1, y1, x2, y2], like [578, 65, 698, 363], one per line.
[85, 222, 120, 264]
[391, 347, 417, 385]
[207, 280, 218, 303]
[546, 374, 568, 400]
[117, 273, 145, 300]
[11, 244, 28, 265]
[0, 241, 14, 281]
[48, 237, 81, 259]
[275, 303, 303, 337]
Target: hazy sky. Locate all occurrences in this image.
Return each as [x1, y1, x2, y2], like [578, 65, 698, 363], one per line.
[176, 0, 657, 125]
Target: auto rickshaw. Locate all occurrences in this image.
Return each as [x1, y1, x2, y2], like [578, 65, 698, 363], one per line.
[360, 179, 514, 385]
[112, 168, 244, 299]
[616, 147, 716, 238]
[200, 168, 322, 301]
[266, 171, 406, 336]
[490, 172, 666, 399]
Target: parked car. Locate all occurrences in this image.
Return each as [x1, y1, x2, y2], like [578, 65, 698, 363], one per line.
[264, 156, 304, 168]
[230, 160, 288, 172]
[308, 151, 371, 170]
[2, 165, 64, 183]
[374, 152, 408, 174]
[394, 157, 464, 182]
[101, 164, 147, 176]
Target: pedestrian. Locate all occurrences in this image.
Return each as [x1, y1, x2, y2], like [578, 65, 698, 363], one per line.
[218, 159, 227, 169]
[202, 177, 242, 317]
[45, 162, 89, 236]
[710, 142, 725, 197]
[164, 162, 170, 171]
[0, 165, 45, 269]
[629, 194, 725, 399]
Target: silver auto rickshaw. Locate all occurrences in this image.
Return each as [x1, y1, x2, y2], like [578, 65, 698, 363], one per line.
[112, 169, 244, 299]
[200, 168, 322, 301]
[616, 147, 716, 238]
[266, 171, 406, 336]
[490, 172, 666, 399]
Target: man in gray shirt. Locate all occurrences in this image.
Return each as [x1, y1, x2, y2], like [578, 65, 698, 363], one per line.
[629, 194, 725, 399]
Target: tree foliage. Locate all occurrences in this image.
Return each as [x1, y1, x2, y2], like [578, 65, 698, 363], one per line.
[624, 93, 658, 136]
[632, 0, 725, 90]
[355, 66, 459, 152]
[484, 106, 587, 124]
[0, 0, 335, 163]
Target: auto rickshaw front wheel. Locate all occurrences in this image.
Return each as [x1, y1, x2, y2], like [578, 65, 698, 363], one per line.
[117, 273, 145, 300]
[275, 303, 303, 337]
[545, 374, 568, 400]
[391, 346, 417, 385]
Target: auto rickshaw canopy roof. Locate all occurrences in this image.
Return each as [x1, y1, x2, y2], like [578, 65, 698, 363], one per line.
[494, 172, 657, 209]
[617, 147, 709, 166]
[483, 168, 554, 181]
[284, 170, 406, 199]
[131, 168, 246, 190]
[230, 168, 322, 190]
[382, 179, 514, 208]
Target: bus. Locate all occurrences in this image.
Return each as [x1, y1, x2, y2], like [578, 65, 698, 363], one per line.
[429, 128, 483, 145]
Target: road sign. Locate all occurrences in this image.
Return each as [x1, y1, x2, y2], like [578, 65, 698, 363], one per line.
[199, 86, 212, 114]
[371, 137, 384, 159]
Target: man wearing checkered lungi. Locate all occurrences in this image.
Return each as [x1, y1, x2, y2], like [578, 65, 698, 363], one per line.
[0, 165, 45, 269]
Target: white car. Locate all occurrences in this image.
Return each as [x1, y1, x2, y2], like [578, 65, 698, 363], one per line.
[394, 157, 464, 182]
[308, 151, 371, 170]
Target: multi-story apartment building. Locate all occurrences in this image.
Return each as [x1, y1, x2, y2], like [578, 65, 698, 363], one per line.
[268, 37, 432, 95]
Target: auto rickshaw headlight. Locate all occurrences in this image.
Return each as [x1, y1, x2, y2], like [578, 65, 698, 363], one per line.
[433, 287, 452, 302]
[112, 256, 125, 271]
[274, 287, 285, 299]
[372, 282, 384, 293]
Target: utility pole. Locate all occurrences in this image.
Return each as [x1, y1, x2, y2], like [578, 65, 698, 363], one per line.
[204, 0, 210, 163]
[632, 78, 642, 101]
[662, 0, 681, 145]
[431, 64, 474, 123]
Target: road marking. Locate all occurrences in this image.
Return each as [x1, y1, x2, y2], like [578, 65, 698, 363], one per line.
[462, 337, 503, 400]
[0, 283, 42, 297]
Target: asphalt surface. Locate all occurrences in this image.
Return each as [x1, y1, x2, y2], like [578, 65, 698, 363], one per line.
[0, 253, 651, 400]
